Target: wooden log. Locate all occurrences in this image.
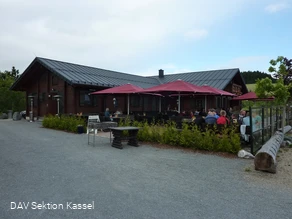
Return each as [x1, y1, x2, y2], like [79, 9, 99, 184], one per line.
[254, 125, 292, 173]
[278, 125, 292, 134]
[254, 131, 284, 173]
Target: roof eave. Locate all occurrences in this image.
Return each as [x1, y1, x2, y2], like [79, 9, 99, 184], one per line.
[10, 57, 39, 90]
[36, 57, 75, 86]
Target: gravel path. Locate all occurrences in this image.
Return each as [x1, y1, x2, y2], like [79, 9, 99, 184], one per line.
[0, 119, 291, 219]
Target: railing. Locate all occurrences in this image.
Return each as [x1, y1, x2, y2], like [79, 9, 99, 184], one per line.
[248, 105, 292, 154]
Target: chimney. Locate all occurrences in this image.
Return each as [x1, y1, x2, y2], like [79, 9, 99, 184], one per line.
[159, 69, 164, 78]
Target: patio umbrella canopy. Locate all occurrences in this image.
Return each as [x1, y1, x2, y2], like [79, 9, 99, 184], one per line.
[90, 83, 162, 114]
[90, 83, 144, 115]
[232, 92, 274, 101]
[138, 79, 215, 113]
[140, 79, 212, 93]
[201, 85, 236, 96]
[90, 83, 144, 95]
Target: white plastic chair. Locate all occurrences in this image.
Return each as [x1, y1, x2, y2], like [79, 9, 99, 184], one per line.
[87, 115, 100, 135]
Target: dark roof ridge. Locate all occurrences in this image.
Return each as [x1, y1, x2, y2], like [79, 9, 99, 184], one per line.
[147, 68, 240, 78]
[36, 57, 143, 78]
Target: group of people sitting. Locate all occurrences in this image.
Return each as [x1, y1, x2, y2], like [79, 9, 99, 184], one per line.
[189, 108, 262, 132]
[190, 108, 234, 128]
[104, 108, 123, 121]
[238, 109, 262, 131]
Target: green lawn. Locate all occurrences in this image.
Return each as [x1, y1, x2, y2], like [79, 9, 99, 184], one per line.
[246, 84, 256, 92]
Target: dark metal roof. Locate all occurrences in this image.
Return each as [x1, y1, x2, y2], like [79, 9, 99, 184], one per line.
[11, 57, 247, 93]
[148, 68, 241, 90]
[36, 57, 159, 88]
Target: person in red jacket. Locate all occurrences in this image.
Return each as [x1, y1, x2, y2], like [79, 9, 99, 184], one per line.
[216, 110, 230, 125]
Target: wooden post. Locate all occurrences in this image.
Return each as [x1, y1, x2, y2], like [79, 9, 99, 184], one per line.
[249, 106, 254, 154]
[282, 106, 286, 131]
[261, 107, 264, 145]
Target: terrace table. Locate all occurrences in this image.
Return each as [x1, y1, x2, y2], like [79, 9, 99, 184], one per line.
[109, 126, 141, 149]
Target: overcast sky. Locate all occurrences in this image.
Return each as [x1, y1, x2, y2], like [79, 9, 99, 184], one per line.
[0, 0, 291, 76]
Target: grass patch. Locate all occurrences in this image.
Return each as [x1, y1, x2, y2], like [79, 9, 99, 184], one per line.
[246, 84, 256, 92]
[244, 167, 252, 172]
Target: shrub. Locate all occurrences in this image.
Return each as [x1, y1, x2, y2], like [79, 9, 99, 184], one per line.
[162, 121, 180, 146]
[179, 123, 195, 148]
[132, 119, 241, 154]
[42, 115, 87, 133]
[201, 128, 215, 151]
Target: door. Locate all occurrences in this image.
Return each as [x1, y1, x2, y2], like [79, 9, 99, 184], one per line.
[46, 93, 57, 115]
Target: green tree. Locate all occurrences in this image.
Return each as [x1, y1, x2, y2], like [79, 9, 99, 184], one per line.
[254, 78, 274, 98]
[0, 67, 26, 113]
[241, 71, 276, 84]
[255, 78, 290, 105]
[273, 79, 290, 105]
[269, 56, 292, 85]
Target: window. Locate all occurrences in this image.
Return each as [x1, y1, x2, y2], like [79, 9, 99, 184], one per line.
[39, 92, 46, 102]
[216, 97, 222, 108]
[79, 90, 97, 106]
[190, 99, 203, 109]
[52, 76, 59, 85]
[232, 84, 242, 95]
[130, 96, 141, 107]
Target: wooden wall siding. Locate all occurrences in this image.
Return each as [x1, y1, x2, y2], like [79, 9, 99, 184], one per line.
[19, 63, 241, 117]
[47, 72, 66, 115]
[66, 84, 76, 114]
[225, 83, 242, 96]
[181, 96, 219, 112]
[26, 82, 38, 117]
[102, 95, 126, 114]
[25, 69, 68, 117]
[38, 72, 48, 116]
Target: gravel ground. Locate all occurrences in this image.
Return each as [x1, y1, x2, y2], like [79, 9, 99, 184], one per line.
[0, 119, 292, 219]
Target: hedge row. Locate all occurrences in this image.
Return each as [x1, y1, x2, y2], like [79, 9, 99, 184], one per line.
[42, 115, 241, 154]
[42, 115, 87, 133]
[119, 118, 241, 154]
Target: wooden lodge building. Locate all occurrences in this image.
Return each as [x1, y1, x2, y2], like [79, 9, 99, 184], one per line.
[11, 57, 248, 118]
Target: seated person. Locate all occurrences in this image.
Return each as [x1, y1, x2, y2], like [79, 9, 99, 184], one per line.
[242, 112, 250, 126]
[114, 108, 123, 116]
[252, 112, 262, 131]
[199, 108, 207, 117]
[210, 109, 219, 119]
[104, 108, 113, 121]
[205, 111, 217, 124]
[231, 113, 238, 125]
[190, 111, 195, 120]
[180, 110, 187, 117]
[238, 110, 246, 124]
[216, 110, 230, 125]
[194, 112, 205, 129]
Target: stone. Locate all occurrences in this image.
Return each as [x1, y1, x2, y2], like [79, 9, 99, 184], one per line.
[12, 112, 22, 121]
[7, 110, 13, 119]
[0, 113, 8, 119]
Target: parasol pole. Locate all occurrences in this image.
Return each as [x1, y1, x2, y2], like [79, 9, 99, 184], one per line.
[205, 95, 207, 112]
[178, 92, 181, 113]
[159, 96, 161, 113]
[221, 96, 223, 109]
[127, 94, 130, 115]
